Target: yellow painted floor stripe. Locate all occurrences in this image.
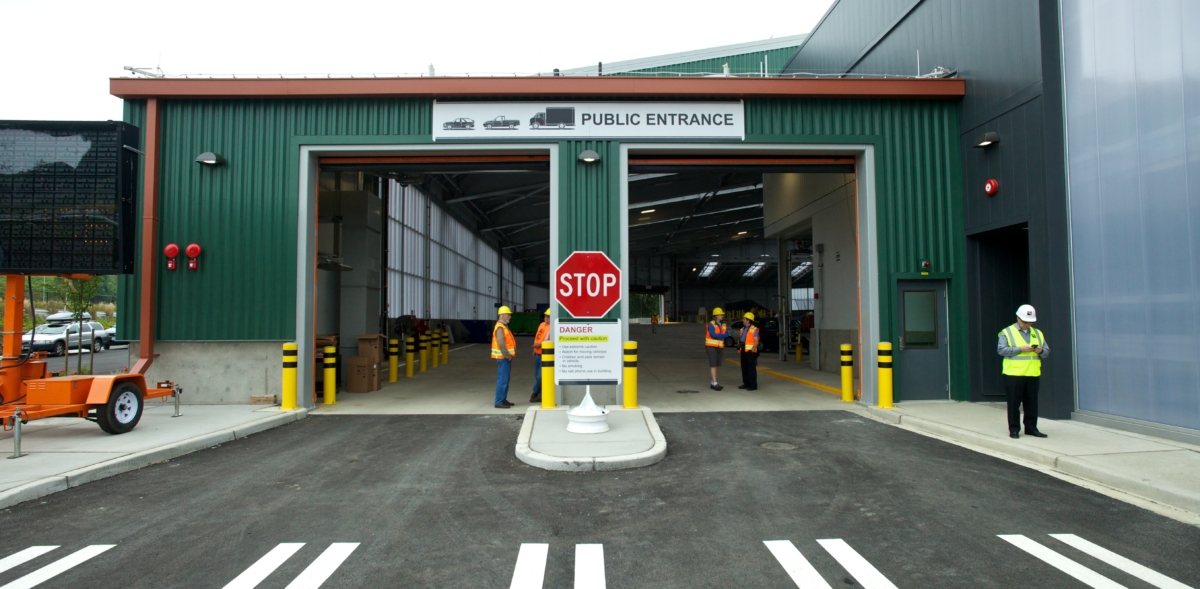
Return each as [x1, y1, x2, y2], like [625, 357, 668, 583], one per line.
[726, 359, 841, 396]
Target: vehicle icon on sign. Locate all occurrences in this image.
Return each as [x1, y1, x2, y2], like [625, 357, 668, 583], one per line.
[530, 107, 575, 129]
[442, 118, 475, 130]
[483, 116, 520, 130]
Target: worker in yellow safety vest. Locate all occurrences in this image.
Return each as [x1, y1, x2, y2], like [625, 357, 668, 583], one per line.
[998, 304, 1050, 438]
[492, 306, 517, 408]
[705, 308, 728, 390]
[531, 309, 551, 403]
[738, 312, 761, 391]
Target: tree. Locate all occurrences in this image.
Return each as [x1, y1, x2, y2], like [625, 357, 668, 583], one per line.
[66, 278, 101, 373]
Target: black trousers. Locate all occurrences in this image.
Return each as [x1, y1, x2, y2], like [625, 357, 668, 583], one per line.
[740, 351, 758, 389]
[1004, 375, 1039, 433]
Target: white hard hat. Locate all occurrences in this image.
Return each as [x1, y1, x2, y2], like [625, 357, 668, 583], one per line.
[1016, 304, 1037, 322]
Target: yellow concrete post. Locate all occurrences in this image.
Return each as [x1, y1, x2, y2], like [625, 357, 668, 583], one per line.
[281, 343, 298, 410]
[388, 339, 399, 383]
[840, 343, 854, 402]
[623, 341, 638, 409]
[405, 336, 415, 378]
[540, 341, 556, 409]
[877, 342, 894, 408]
[441, 330, 450, 365]
[419, 334, 428, 372]
[323, 346, 337, 405]
[430, 330, 440, 369]
[796, 341, 803, 362]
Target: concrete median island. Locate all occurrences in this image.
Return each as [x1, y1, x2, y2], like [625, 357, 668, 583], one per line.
[515, 406, 667, 472]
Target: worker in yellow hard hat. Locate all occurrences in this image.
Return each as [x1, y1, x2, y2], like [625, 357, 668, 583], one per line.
[738, 311, 761, 390]
[492, 306, 517, 408]
[531, 308, 552, 403]
[705, 307, 728, 390]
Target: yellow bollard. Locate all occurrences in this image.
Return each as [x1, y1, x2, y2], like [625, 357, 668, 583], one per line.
[441, 330, 450, 365]
[540, 341, 556, 409]
[796, 341, 803, 362]
[419, 334, 428, 372]
[405, 336, 415, 378]
[388, 339, 399, 383]
[623, 341, 638, 409]
[877, 342, 894, 408]
[281, 343, 298, 410]
[323, 346, 337, 405]
[431, 330, 440, 369]
[840, 343, 854, 402]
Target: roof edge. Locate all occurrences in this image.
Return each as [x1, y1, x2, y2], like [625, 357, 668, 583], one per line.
[561, 34, 810, 75]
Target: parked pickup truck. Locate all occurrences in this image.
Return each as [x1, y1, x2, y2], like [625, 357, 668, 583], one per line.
[483, 116, 520, 130]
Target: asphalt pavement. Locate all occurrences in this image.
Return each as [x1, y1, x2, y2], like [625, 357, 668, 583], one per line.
[1, 411, 1197, 588]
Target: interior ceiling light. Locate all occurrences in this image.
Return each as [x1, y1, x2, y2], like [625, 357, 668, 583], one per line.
[743, 262, 767, 279]
[578, 149, 602, 163]
[974, 131, 1000, 148]
[692, 267, 697, 271]
[640, 209, 656, 214]
[195, 152, 226, 166]
[711, 254, 719, 257]
[699, 262, 718, 278]
[791, 261, 813, 277]
[737, 231, 748, 235]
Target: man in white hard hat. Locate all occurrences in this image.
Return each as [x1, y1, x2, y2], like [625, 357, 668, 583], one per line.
[492, 306, 517, 408]
[998, 304, 1050, 438]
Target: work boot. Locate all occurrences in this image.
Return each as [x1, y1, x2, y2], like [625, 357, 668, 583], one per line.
[500, 400, 514, 408]
[495, 403, 510, 409]
[737, 384, 748, 389]
[1025, 430, 1048, 438]
[530, 394, 541, 403]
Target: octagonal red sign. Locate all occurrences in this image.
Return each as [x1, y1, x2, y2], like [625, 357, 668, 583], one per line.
[554, 251, 622, 318]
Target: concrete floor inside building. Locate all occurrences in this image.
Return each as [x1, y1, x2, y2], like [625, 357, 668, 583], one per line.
[313, 323, 858, 415]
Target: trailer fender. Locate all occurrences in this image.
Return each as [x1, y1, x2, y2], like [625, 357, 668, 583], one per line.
[85, 374, 148, 405]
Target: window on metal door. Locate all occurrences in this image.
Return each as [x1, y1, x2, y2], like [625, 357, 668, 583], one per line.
[902, 290, 938, 349]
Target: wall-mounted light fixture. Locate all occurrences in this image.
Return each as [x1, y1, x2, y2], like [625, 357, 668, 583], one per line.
[577, 149, 601, 163]
[973, 131, 1000, 148]
[195, 152, 226, 166]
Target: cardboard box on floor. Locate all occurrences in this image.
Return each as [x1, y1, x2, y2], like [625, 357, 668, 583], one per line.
[357, 334, 386, 364]
[345, 356, 380, 393]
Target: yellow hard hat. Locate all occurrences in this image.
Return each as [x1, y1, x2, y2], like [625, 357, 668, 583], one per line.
[544, 308, 551, 316]
[712, 307, 724, 316]
[497, 306, 513, 315]
[743, 312, 755, 321]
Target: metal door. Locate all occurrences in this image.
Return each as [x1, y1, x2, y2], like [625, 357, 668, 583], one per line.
[895, 280, 950, 400]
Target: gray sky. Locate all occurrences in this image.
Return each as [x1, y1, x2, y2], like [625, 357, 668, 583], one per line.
[1, 0, 833, 121]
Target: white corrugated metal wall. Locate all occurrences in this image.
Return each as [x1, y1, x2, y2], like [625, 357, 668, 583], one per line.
[387, 181, 524, 320]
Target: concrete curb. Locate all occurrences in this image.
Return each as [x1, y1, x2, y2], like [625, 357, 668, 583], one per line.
[515, 406, 667, 472]
[866, 406, 1200, 516]
[0, 408, 307, 510]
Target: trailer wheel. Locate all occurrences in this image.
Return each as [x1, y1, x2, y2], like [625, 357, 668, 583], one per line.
[97, 383, 144, 434]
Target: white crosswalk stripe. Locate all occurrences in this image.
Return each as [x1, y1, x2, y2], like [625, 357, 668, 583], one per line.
[999, 535, 1128, 589]
[0, 548, 58, 575]
[763, 540, 833, 589]
[1048, 534, 1194, 589]
[222, 543, 306, 589]
[574, 544, 605, 589]
[0, 545, 114, 589]
[816, 539, 899, 589]
[509, 543, 549, 589]
[284, 543, 360, 589]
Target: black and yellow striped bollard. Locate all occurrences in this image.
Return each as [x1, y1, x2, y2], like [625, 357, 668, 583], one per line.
[430, 330, 440, 369]
[388, 339, 399, 383]
[877, 342, 894, 408]
[323, 346, 337, 405]
[623, 341, 638, 409]
[281, 343, 298, 410]
[441, 330, 449, 365]
[540, 341, 556, 409]
[840, 343, 854, 402]
[405, 336, 415, 378]
[419, 333, 428, 372]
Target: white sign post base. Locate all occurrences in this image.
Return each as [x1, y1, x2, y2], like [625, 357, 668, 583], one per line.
[566, 386, 610, 434]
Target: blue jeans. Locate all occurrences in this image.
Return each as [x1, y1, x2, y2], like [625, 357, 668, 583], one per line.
[532, 356, 543, 397]
[495, 358, 512, 405]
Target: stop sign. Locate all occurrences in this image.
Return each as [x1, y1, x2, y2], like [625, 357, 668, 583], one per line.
[554, 251, 622, 318]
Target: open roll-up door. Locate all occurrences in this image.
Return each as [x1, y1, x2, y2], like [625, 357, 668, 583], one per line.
[628, 155, 854, 174]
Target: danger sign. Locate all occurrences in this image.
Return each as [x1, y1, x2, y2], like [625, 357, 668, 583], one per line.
[554, 251, 622, 318]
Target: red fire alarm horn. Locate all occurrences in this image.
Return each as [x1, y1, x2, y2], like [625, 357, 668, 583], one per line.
[164, 243, 180, 271]
[185, 243, 202, 271]
[984, 179, 1000, 196]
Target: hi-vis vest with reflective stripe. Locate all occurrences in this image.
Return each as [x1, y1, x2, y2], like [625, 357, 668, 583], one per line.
[1000, 323, 1044, 377]
[705, 321, 727, 348]
[741, 326, 760, 352]
[491, 322, 517, 359]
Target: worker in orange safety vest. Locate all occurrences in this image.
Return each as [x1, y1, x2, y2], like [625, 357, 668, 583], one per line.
[492, 306, 517, 408]
[531, 308, 551, 403]
[738, 312, 761, 391]
[705, 307, 728, 390]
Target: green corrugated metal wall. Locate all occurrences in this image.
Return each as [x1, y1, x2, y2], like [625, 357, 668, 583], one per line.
[615, 46, 800, 76]
[556, 141, 622, 321]
[118, 99, 429, 340]
[745, 98, 967, 400]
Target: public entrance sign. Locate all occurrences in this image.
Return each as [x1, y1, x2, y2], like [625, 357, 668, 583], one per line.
[554, 251, 622, 318]
[432, 101, 745, 141]
[554, 320, 623, 385]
